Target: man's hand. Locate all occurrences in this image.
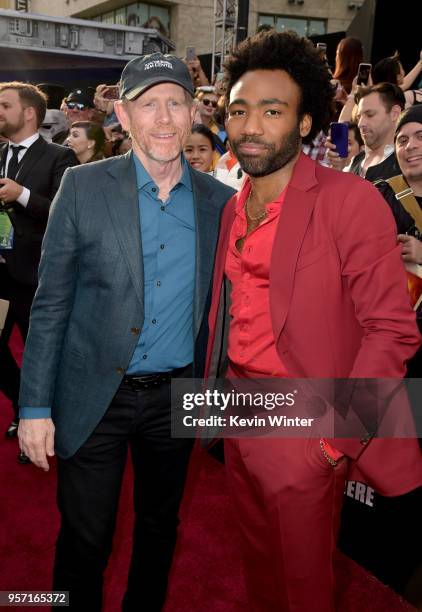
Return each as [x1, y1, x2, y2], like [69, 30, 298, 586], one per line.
[0, 178, 23, 203]
[93, 84, 115, 116]
[18, 418, 55, 471]
[184, 57, 209, 86]
[332, 79, 348, 105]
[398, 234, 422, 264]
[325, 135, 348, 171]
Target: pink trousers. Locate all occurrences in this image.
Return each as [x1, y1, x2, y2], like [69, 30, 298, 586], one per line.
[224, 437, 348, 612]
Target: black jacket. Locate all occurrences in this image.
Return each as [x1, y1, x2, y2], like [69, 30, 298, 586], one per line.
[0, 136, 78, 286]
[375, 178, 422, 236]
[349, 150, 401, 183]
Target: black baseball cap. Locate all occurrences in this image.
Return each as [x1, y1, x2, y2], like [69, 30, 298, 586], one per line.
[65, 88, 95, 108]
[395, 105, 422, 139]
[119, 53, 194, 100]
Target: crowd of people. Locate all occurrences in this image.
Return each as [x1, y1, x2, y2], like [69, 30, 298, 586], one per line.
[0, 26, 422, 612]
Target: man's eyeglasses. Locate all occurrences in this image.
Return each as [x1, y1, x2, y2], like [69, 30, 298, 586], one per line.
[65, 101, 86, 110]
[202, 99, 217, 108]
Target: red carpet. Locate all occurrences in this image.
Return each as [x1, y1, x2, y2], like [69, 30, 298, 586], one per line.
[0, 327, 415, 611]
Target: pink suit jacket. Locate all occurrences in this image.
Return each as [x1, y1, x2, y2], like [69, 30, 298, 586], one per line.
[205, 153, 422, 496]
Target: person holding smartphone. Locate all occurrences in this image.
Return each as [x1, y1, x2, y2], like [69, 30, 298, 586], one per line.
[94, 83, 120, 126]
[372, 50, 422, 108]
[184, 50, 209, 88]
[328, 83, 405, 182]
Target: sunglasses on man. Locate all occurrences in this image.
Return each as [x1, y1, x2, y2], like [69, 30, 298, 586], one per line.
[65, 101, 87, 110]
[202, 99, 217, 108]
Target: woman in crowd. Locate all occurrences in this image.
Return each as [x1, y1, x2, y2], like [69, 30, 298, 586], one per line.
[372, 50, 422, 107]
[332, 36, 363, 94]
[66, 121, 105, 164]
[184, 124, 216, 173]
[194, 86, 222, 132]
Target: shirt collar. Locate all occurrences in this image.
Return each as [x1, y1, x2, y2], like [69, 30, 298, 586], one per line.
[235, 176, 287, 215]
[8, 132, 39, 150]
[362, 144, 395, 165]
[132, 152, 192, 193]
[383, 144, 395, 159]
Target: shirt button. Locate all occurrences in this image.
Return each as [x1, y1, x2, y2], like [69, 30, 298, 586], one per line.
[243, 272, 250, 280]
[157, 281, 161, 287]
[161, 206, 165, 211]
[152, 319, 156, 324]
[116, 367, 124, 374]
[142, 354, 147, 360]
[160, 244, 165, 249]
[130, 327, 140, 334]
[152, 187, 157, 192]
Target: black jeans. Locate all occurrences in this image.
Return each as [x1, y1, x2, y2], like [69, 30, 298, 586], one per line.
[53, 367, 193, 612]
[0, 264, 35, 419]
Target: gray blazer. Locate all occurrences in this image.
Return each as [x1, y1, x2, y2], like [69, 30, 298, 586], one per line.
[19, 152, 235, 458]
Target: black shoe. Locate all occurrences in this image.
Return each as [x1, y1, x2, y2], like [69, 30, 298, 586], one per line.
[17, 451, 31, 465]
[5, 420, 19, 438]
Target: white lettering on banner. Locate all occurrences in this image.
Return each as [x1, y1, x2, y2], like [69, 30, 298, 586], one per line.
[345, 480, 375, 507]
[229, 415, 266, 427]
[183, 415, 226, 427]
[182, 390, 297, 411]
[144, 60, 173, 71]
[267, 415, 314, 427]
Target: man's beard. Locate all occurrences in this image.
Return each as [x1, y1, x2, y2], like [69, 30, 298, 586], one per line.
[0, 113, 25, 139]
[361, 132, 376, 149]
[230, 122, 302, 177]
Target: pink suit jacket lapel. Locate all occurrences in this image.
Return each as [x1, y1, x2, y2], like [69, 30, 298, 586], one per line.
[269, 153, 319, 346]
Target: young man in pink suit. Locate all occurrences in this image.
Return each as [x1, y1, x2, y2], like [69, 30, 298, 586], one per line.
[205, 30, 422, 612]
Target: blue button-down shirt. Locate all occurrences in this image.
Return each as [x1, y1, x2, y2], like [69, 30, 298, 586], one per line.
[127, 153, 195, 374]
[20, 154, 196, 419]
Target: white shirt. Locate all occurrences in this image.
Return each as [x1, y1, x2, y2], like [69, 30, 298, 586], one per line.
[344, 144, 395, 176]
[5, 132, 40, 207]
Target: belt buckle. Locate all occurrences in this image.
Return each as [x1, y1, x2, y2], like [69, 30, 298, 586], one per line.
[129, 373, 169, 390]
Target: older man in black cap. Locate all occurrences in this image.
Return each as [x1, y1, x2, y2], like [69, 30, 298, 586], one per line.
[18, 54, 234, 611]
[61, 87, 98, 123]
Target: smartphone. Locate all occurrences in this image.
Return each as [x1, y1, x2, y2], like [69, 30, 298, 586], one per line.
[316, 42, 327, 52]
[330, 122, 349, 158]
[357, 63, 372, 86]
[103, 85, 119, 100]
[186, 46, 196, 62]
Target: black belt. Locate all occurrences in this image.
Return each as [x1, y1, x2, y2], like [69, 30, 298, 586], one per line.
[121, 364, 191, 390]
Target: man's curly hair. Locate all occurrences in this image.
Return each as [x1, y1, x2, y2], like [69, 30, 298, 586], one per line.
[223, 30, 335, 144]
